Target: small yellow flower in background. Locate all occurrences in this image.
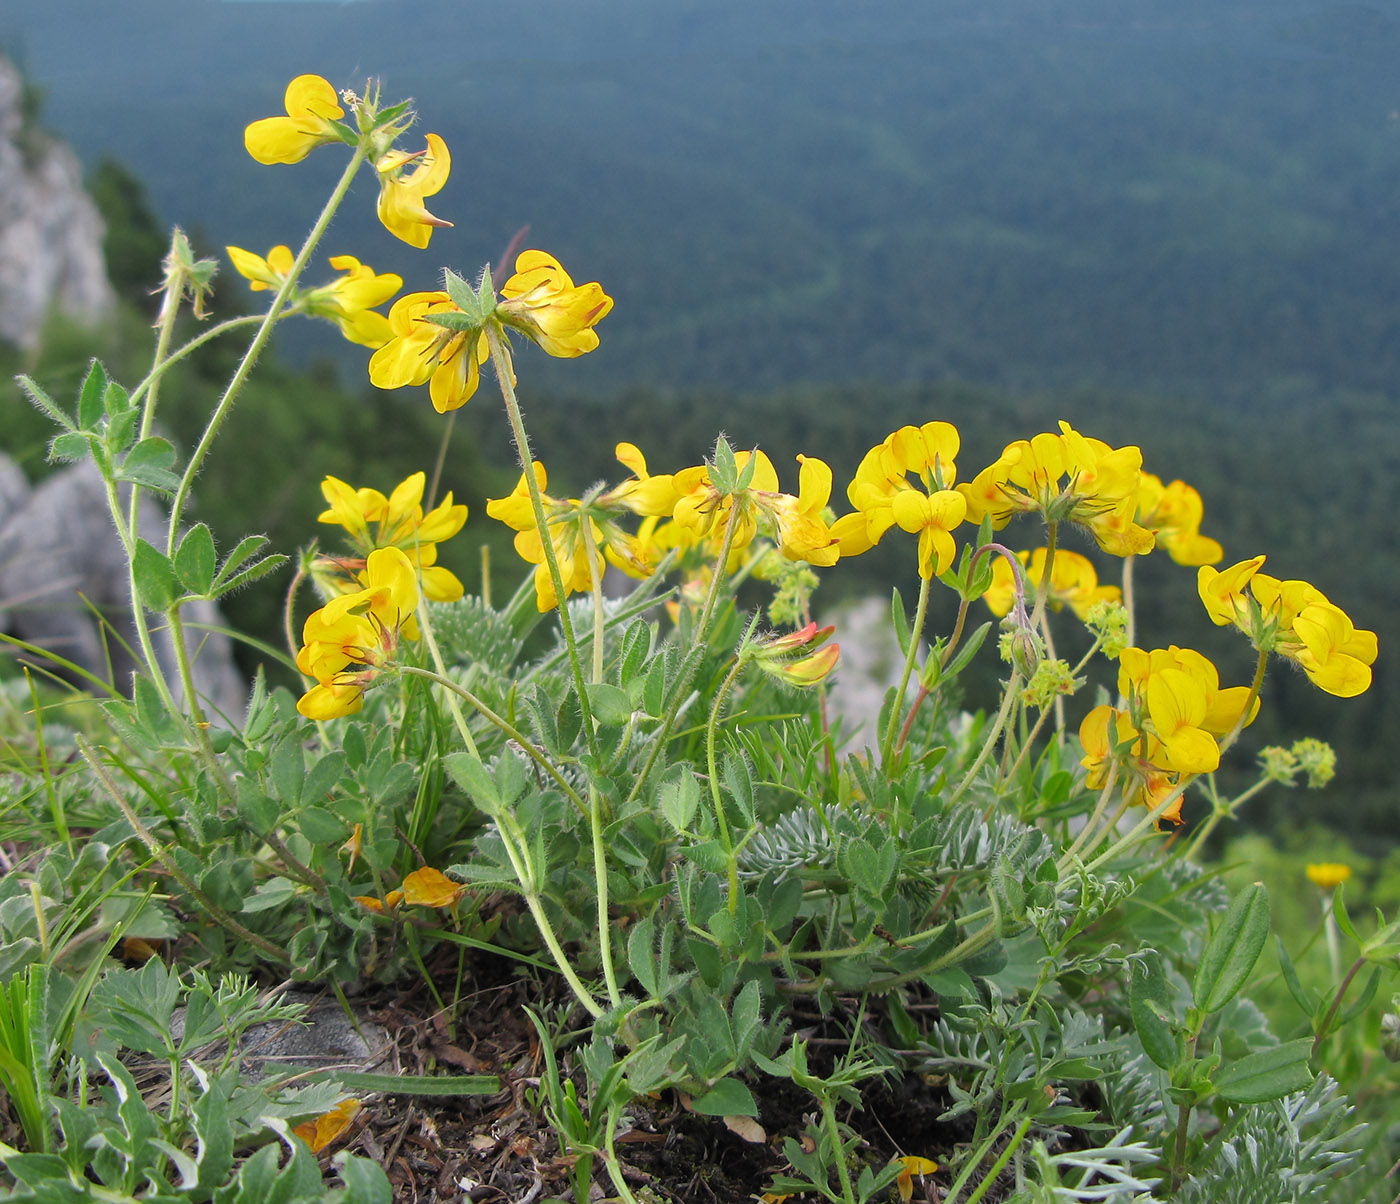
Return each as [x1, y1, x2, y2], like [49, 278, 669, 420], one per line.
[832, 422, 966, 578]
[292, 1097, 361, 1152]
[1135, 473, 1223, 566]
[981, 548, 1120, 620]
[1306, 862, 1352, 890]
[340, 823, 363, 874]
[315, 471, 468, 601]
[244, 74, 346, 165]
[296, 547, 419, 719]
[497, 250, 614, 357]
[225, 246, 401, 348]
[960, 421, 1154, 556]
[1198, 556, 1377, 697]
[375, 132, 453, 247]
[368, 291, 489, 412]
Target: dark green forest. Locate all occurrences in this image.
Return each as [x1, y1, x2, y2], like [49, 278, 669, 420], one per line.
[0, 0, 1395, 845]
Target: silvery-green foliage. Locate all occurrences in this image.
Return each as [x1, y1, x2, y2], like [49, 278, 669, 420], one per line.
[1174, 1076, 1365, 1204]
[738, 803, 844, 878]
[1016, 1127, 1161, 1201]
[1095, 1051, 1168, 1139]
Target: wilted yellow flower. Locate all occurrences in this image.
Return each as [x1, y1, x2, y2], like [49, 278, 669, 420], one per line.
[375, 133, 452, 247]
[1305, 862, 1352, 890]
[497, 250, 613, 357]
[292, 1098, 361, 1152]
[399, 866, 466, 908]
[244, 74, 345, 165]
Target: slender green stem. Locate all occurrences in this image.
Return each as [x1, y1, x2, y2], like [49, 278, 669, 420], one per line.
[484, 323, 599, 759]
[1084, 781, 1190, 872]
[1121, 553, 1137, 651]
[961, 1114, 1033, 1204]
[411, 596, 482, 762]
[283, 563, 307, 667]
[127, 314, 265, 414]
[820, 1092, 857, 1204]
[1028, 522, 1058, 631]
[943, 1105, 1027, 1204]
[1057, 765, 1120, 871]
[602, 1109, 643, 1204]
[425, 409, 457, 509]
[1312, 954, 1366, 1057]
[167, 145, 368, 555]
[1180, 774, 1270, 862]
[946, 667, 1023, 808]
[622, 502, 744, 811]
[1217, 649, 1268, 759]
[580, 516, 607, 686]
[706, 658, 745, 914]
[397, 666, 586, 817]
[882, 571, 931, 767]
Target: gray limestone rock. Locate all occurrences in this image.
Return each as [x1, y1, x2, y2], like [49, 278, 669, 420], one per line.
[0, 56, 115, 350]
[0, 461, 246, 721]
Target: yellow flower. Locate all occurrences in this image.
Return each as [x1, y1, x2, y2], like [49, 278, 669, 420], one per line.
[368, 291, 489, 412]
[244, 74, 345, 165]
[399, 866, 466, 908]
[497, 250, 613, 357]
[981, 548, 1120, 620]
[1079, 704, 1185, 823]
[375, 132, 453, 248]
[1198, 557, 1377, 697]
[831, 422, 966, 577]
[1305, 862, 1351, 890]
[225, 247, 401, 348]
[296, 547, 419, 719]
[315, 472, 467, 601]
[1135, 473, 1223, 566]
[959, 422, 1154, 556]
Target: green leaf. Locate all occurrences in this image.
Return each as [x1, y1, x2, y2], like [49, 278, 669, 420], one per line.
[1131, 952, 1183, 1070]
[120, 436, 180, 491]
[269, 733, 305, 806]
[890, 586, 911, 656]
[1213, 1038, 1314, 1104]
[334, 1152, 393, 1204]
[235, 777, 280, 836]
[211, 553, 289, 596]
[132, 538, 182, 611]
[586, 682, 633, 727]
[1331, 882, 1360, 944]
[103, 379, 132, 419]
[17, 373, 75, 431]
[1274, 934, 1319, 1016]
[1194, 882, 1271, 1014]
[77, 360, 107, 430]
[174, 523, 217, 595]
[658, 766, 701, 833]
[211, 534, 271, 589]
[443, 752, 501, 813]
[627, 915, 658, 998]
[48, 431, 91, 463]
[723, 755, 755, 825]
[690, 1076, 758, 1117]
[941, 620, 992, 680]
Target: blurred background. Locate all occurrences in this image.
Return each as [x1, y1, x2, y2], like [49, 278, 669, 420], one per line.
[0, 0, 1393, 848]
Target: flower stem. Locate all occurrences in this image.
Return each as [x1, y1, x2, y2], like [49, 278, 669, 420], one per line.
[484, 322, 599, 761]
[706, 658, 745, 915]
[166, 144, 368, 556]
[882, 572, 931, 768]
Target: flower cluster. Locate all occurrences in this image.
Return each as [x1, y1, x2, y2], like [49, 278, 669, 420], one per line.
[225, 246, 401, 347]
[296, 547, 419, 719]
[312, 471, 468, 602]
[960, 421, 1154, 556]
[831, 422, 966, 579]
[1198, 556, 1377, 697]
[1079, 646, 1257, 822]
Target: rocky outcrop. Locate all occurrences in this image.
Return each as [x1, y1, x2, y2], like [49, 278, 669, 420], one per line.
[0, 454, 246, 722]
[0, 56, 114, 349]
